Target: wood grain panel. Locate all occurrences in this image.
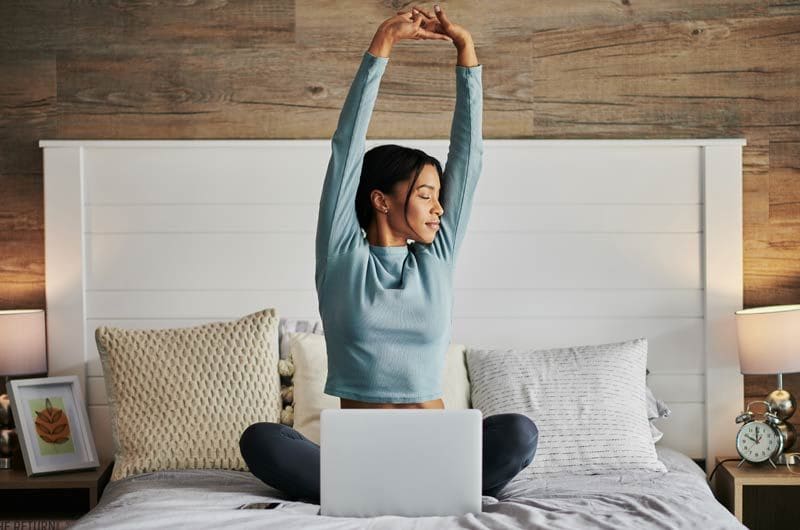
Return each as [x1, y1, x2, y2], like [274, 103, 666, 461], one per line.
[744, 138, 800, 307]
[0, 171, 44, 308]
[68, 0, 294, 48]
[0, 173, 43, 232]
[1, 0, 294, 51]
[531, 16, 800, 136]
[56, 37, 533, 139]
[745, 374, 800, 401]
[0, 1, 66, 51]
[0, 233, 44, 309]
[743, 134, 800, 425]
[770, 140, 800, 222]
[0, 51, 56, 174]
[295, 0, 766, 48]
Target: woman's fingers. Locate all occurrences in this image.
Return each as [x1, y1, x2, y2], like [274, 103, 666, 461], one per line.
[418, 28, 452, 41]
[413, 7, 438, 26]
[413, 8, 448, 36]
[434, 4, 451, 28]
[414, 6, 435, 19]
[387, 5, 454, 43]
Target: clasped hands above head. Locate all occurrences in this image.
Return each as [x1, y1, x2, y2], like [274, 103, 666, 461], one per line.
[380, 4, 473, 48]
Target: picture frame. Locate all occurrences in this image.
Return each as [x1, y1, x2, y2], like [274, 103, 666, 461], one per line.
[7, 375, 99, 476]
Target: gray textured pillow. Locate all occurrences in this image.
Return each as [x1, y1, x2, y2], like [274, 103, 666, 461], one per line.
[466, 337, 667, 478]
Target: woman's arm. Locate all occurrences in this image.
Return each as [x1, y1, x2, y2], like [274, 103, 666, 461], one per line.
[456, 37, 478, 67]
[315, 46, 388, 286]
[315, 10, 453, 288]
[368, 28, 395, 58]
[422, 6, 483, 263]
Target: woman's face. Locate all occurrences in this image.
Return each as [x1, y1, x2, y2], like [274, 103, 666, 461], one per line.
[388, 163, 444, 245]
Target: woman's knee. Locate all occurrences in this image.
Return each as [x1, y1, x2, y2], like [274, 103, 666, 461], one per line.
[239, 422, 285, 461]
[503, 413, 539, 456]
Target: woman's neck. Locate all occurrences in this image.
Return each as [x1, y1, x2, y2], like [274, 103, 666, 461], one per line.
[366, 221, 407, 247]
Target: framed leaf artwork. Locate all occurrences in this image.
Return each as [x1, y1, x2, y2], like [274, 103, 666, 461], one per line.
[7, 375, 99, 476]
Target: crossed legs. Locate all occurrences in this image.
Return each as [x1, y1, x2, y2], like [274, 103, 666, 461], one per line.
[239, 412, 538, 504]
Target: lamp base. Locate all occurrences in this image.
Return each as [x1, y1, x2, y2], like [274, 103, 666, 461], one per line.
[0, 456, 11, 469]
[767, 388, 797, 421]
[778, 453, 799, 466]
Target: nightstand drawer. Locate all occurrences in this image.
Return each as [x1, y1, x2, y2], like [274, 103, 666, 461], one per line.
[715, 457, 800, 529]
[742, 485, 800, 530]
[0, 458, 113, 522]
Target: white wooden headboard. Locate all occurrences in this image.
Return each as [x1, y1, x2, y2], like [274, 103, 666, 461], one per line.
[39, 138, 745, 474]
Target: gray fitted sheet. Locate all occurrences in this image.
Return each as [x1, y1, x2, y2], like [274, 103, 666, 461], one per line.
[71, 446, 744, 529]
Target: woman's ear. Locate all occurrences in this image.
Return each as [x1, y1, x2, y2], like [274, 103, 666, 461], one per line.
[370, 189, 389, 213]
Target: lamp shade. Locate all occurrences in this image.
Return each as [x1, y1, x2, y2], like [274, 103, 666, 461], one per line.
[735, 304, 800, 375]
[0, 309, 47, 376]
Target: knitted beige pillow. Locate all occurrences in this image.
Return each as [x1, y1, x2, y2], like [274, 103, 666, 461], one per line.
[95, 308, 282, 481]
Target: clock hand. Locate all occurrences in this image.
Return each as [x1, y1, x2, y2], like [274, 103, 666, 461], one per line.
[745, 434, 758, 443]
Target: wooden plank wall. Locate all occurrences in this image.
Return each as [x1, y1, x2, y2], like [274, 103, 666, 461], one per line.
[1, 1, 798, 424]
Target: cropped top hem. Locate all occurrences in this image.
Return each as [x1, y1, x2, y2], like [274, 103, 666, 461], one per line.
[324, 384, 444, 404]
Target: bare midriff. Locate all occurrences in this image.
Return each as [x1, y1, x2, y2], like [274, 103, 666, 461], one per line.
[340, 397, 445, 409]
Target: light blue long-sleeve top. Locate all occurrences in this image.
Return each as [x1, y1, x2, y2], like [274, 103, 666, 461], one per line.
[315, 50, 483, 403]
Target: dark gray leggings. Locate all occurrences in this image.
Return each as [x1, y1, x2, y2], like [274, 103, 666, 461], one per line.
[239, 412, 538, 504]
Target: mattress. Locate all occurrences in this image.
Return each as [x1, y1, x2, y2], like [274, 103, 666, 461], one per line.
[70, 446, 744, 529]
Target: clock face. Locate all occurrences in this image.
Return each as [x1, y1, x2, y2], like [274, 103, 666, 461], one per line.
[736, 421, 782, 463]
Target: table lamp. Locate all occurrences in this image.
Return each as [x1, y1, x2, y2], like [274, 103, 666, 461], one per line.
[0, 309, 48, 470]
[735, 304, 800, 458]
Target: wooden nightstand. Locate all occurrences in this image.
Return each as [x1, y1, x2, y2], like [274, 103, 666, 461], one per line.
[0, 458, 113, 527]
[714, 456, 800, 530]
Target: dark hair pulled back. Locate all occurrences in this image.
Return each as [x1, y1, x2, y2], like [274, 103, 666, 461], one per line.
[355, 144, 444, 234]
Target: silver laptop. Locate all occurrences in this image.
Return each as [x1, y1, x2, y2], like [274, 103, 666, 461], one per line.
[320, 408, 482, 517]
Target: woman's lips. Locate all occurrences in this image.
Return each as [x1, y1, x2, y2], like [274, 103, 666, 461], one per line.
[426, 223, 440, 230]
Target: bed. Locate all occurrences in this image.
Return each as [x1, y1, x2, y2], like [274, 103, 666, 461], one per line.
[65, 447, 738, 529]
[39, 138, 746, 528]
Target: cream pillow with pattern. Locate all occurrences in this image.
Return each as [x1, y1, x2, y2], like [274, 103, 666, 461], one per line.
[95, 308, 282, 481]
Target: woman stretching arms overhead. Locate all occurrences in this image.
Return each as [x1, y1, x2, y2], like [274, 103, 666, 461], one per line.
[240, 4, 538, 504]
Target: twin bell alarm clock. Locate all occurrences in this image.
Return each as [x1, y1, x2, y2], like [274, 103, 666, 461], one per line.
[734, 390, 797, 467]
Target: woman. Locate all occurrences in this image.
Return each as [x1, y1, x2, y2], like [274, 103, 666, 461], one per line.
[240, 4, 538, 504]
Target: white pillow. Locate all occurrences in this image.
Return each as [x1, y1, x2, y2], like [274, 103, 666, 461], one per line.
[287, 332, 339, 444]
[645, 384, 671, 443]
[465, 337, 667, 478]
[278, 318, 323, 360]
[277, 319, 324, 425]
[442, 342, 471, 410]
[285, 332, 470, 444]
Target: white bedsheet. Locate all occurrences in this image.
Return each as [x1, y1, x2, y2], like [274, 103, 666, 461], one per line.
[71, 447, 744, 529]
